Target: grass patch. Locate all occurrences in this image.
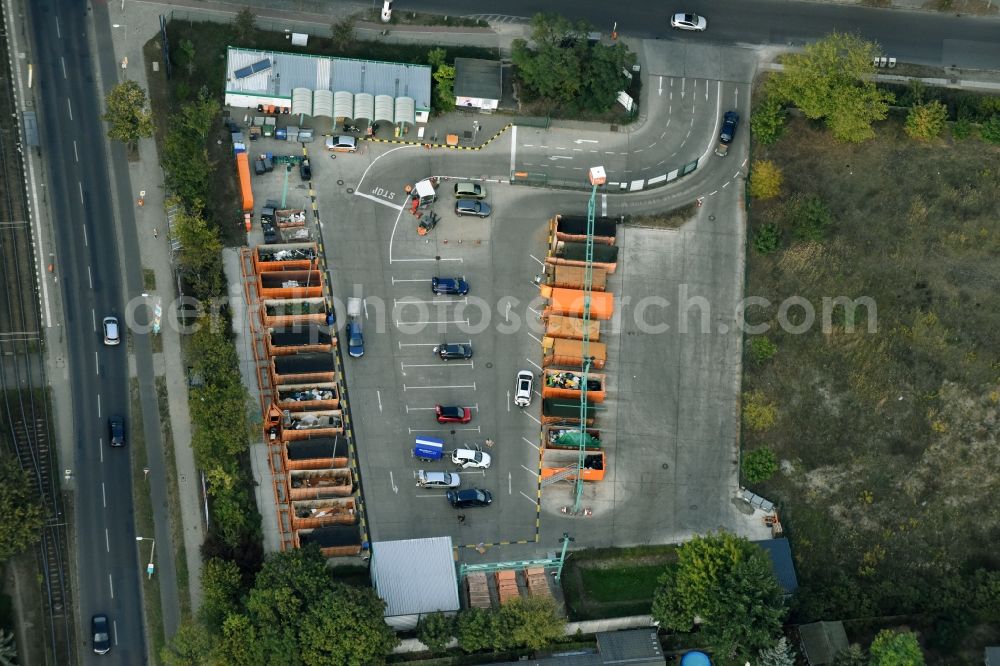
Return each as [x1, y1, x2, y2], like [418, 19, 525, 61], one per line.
[154, 376, 190, 620]
[129, 378, 165, 664]
[746, 113, 1000, 657]
[368, 9, 490, 27]
[623, 203, 698, 229]
[143, 268, 157, 292]
[560, 545, 674, 620]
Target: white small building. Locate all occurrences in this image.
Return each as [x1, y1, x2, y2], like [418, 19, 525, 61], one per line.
[370, 536, 460, 630]
[454, 58, 502, 111]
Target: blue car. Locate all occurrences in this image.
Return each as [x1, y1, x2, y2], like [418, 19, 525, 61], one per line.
[347, 321, 364, 358]
[431, 277, 469, 295]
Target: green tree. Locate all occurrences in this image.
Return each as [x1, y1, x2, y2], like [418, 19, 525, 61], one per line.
[835, 644, 867, 666]
[210, 486, 259, 549]
[330, 17, 356, 52]
[744, 447, 779, 484]
[498, 596, 565, 650]
[456, 607, 497, 653]
[786, 193, 832, 241]
[750, 160, 783, 200]
[432, 63, 457, 113]
[904, 100, 947, 141]
[748, 336, 778, 364]
[178, 39, 197, 78]
[417, 611, 454, 654]
[753, 223, 782, 254]
[651, 533, 786, 661]
[198, 557, 244, 630]
[232, 8, 257, 42]
[218, 546, 396, 665]
[103, 80, 155, 148]
[743, 390, 778, 432]
[951, 117, 973, 140]
[771, 32, 892, 142]
[869, 630, 924, 666]
[758, 636, 796, 666]
[980, 114, 1000, 144]
[510, 13, 588, 104]
[161, 620, 217, 665]
[0, 456, 44, 559]
[0, 628, 17, 666]
[580, 42, 637, 113]
[751, 94, 786, 145]
[171, 208, 224, 300]
[162, 94, 218, 208]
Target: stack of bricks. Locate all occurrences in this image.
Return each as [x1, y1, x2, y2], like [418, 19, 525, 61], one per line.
[525, 567, 553, 599]
[495, 570, 520, 605]
[466, 572, 491, 609]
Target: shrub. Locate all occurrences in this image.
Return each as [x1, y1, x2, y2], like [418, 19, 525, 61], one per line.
[750, 95, 786, 145]
[951, 117, 972, 140]
[743, 447, 779, 483]
[750, 160, 783, 200]
[787, 194, 831, 242]
[417, 612, 454, 654]
[904, 101, 947, 141]
[753, 223, 782, 254]
[743, 390, 777, 432]
[748, 336, 778, 364]
[980, 114, 1000, 144]
[869, 629, 924, 666]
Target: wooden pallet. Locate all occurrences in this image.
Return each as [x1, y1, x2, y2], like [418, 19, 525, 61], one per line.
[525, 567, 553, 598]
[496, 570, 521, 605]
[466, 572, 491, 609]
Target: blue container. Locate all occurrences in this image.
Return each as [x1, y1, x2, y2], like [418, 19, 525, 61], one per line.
[275, 128, 287, 140]
[681, 652, 711, 666]
[413, 436, 444, 461]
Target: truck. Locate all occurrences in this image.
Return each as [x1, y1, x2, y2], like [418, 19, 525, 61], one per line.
[542, 287, 614, 320]
[346, 297, 364, 358]
[544, 315, 600, 341]
[541, 337, 607, 368]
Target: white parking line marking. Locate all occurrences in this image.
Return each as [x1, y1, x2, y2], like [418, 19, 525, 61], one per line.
[403, 383, 477, 391]
[526, 358, 542, 371]
[398, 341, 452, 348]
[389, 471, 398, 493]
[391, 277, 431, 284]
[529, 254, 545, 267]
[524, 412, 541, 424]
[396, 319, 469, 326]
[393, 257, 463, 263]
[377, 390, 383, 413]
[520, 491, 537, 504]
[509, 125, 518, 173]
[521, 465, 536, 476]
[509, 472, 512, 494]
[527, 332, 542, 344]
[409, 426, 481, 433]
[401, 362, 474, 372]
[395, 298, 467, 305]
[523, 436, 539, 451]
[105, 528, 110, 552]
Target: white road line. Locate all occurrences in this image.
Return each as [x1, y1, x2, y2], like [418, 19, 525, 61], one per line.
[526, 358, 542, 371]
[389, 471, 398, 494]
[87, 265, 93, 288]
[73, 140, 78, 162]
[82, 224, 88, 247]
[509, 472, 512, 494]
[102, 482, 106, 508]
[377, 390, 383, 413]
[105, 528, 110, 552]
[113, 621, 118, 645]
[108, 574, 114, 599]
[99, 439, 103, 463]
[66, 98, 73, 121]
[387, 200, 407, 264]
[403, 383, 476, 391]
[529, 254, 545, 267]
[527, 306, 541, 315]
[97, 394, 101, 418]
[391, 277, 430, 284]
[509, 125, 518, 173]
[94, 351, 99, 375]
[601, 193, 607, 217]
[524, 412, 541, 424]
[401, 362, 474, 369]
[409, 426, 481, 433]
[394, 298, 467, 305]
[55, 17, 60, 38]
[521, 464, 536, 476]
[398, 341, 447, 348]
[60, 57, 66, 79]
[392, 257, 463, 263]
[354, 191, 404, 210]
[91, 309, 96, 331]
[523, 436, 539, 451]
[520, 491, 537, 504]
[527, 332, 542, 344]
[78, 181, 83, 203]
[395, 319, 469, 327]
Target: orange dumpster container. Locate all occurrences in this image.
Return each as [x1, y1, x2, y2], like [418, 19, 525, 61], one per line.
[543, 287, 614, 320]
[236, 152, 254, 212]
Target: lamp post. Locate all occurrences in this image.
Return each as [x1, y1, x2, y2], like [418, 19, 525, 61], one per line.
[136, 536, 155, 579]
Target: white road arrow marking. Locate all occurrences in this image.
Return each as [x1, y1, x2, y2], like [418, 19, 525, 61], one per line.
[548, 155, 572, 161]
[573, 139, 598, 144]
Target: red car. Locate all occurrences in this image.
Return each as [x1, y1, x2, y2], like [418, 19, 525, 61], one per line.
[436, 405, 472, 424]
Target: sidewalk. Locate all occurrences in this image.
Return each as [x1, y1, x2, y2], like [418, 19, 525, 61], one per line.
[108, 0, 206, 613]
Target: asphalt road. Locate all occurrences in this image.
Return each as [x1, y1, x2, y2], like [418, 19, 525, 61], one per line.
[416, 0, 1000, 68]
[26, 0, 177, 661]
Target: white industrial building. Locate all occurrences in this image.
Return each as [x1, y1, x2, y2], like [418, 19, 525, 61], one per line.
[224, 46, 431, 133]
[369, 536, 460, 630]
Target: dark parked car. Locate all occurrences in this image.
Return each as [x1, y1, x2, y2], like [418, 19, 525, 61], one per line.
[431, 277, 469, 295]
[436, 405, 472, 424]
[347, 321, 364, 358]
[108, 416, 125, 448]
[437, 343, 472, 360]
[720, 111, 740, 144]
[446, 488, 493, 508]
[92, 614, 110, 655]
[455, 199, 492, 218]
[299, 158, 312, 181]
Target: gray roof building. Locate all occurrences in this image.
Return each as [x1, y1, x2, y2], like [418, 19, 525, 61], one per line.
[454, 58, 502, 102]
[986, 647, 1000, 666]
[798, 621, 849, 665]
[224, 46, 431, 123]
[370, 536, 460, 630]
[489, 629, 664, 666]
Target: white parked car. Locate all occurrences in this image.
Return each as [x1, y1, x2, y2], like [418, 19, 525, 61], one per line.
[514, 370, 533, 408]
[102, 316, 120, 346]
[452, 448, 491, 469]
[670, 12, 707, 31]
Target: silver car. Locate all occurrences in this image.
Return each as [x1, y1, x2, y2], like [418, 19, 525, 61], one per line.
[453, 181, 487, 200]
[416, 470, 461, 488]
[670, 12, 707, 31]
[325, 135, 358, 152]
[103, 316, 120, 346]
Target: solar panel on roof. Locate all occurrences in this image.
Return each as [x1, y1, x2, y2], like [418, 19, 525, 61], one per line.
[234, 58, 271, 80]
[234, 65, 254, 79]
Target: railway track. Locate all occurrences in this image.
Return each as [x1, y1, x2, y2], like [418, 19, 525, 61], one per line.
[0, 8, 75, 665]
